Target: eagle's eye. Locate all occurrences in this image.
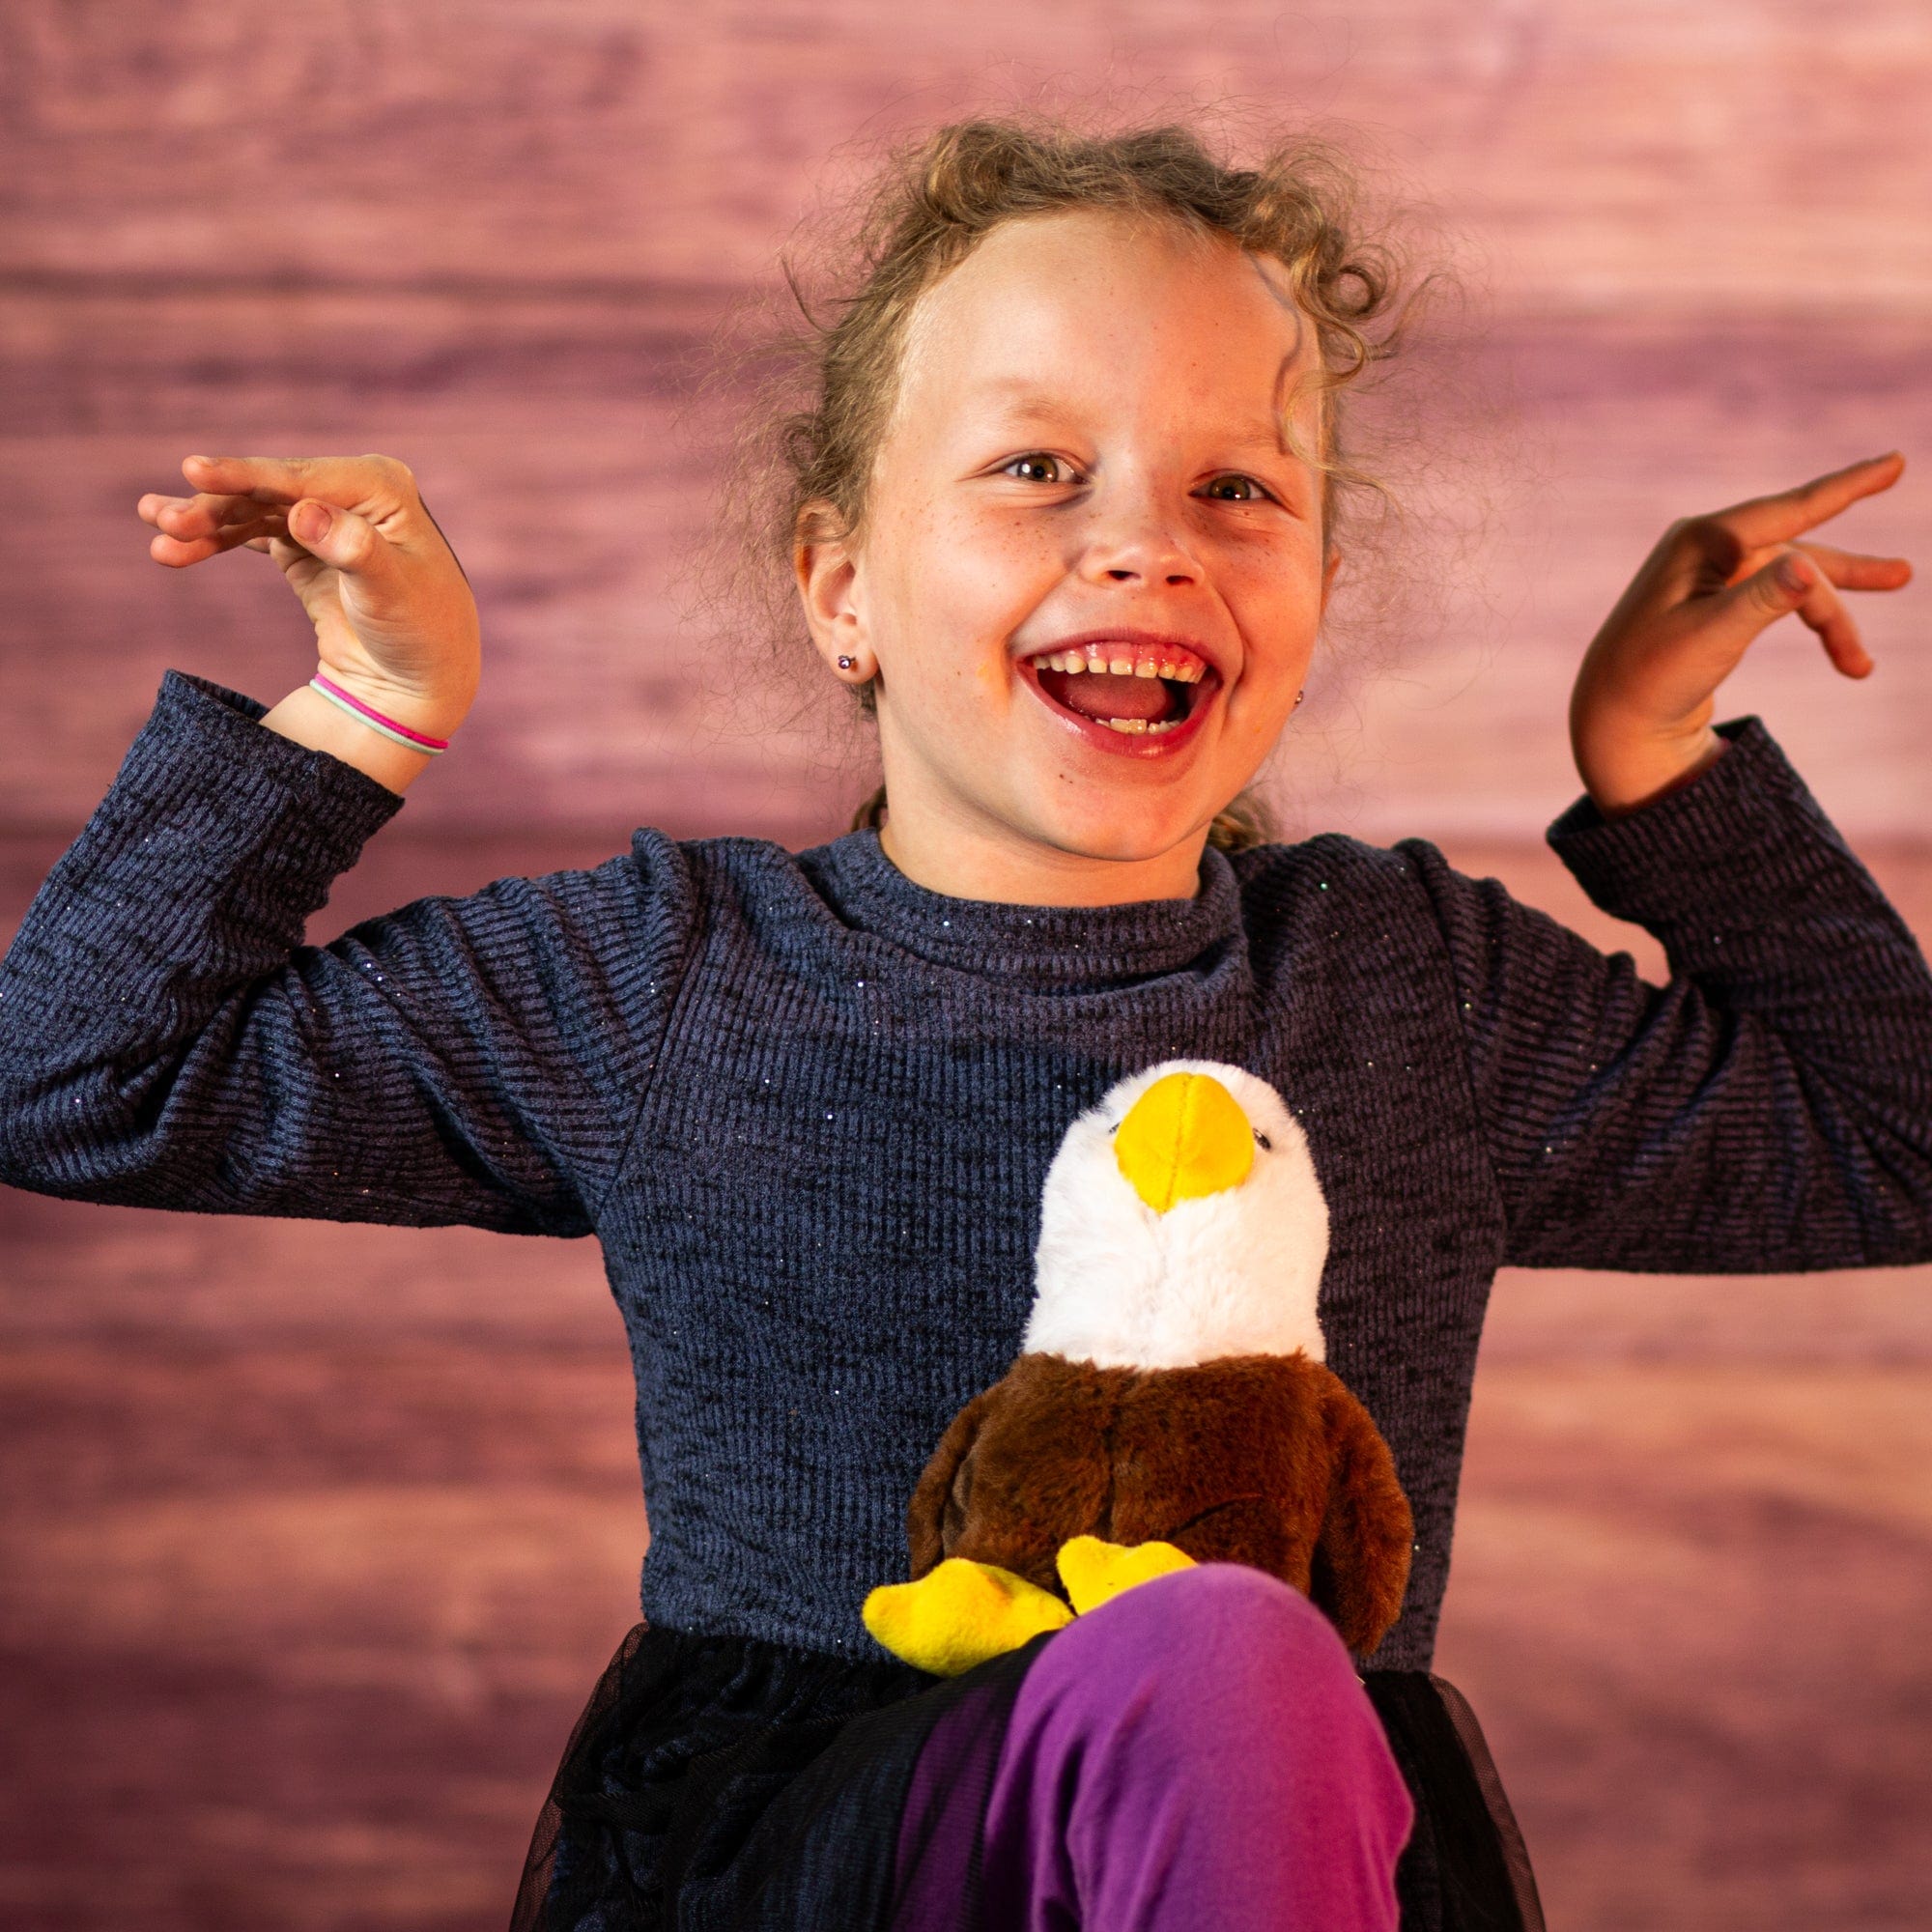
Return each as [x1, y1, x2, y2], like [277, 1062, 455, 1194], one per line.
[1252, 1129, 1272, 1151]
[1106, 1122, 1119, 1136]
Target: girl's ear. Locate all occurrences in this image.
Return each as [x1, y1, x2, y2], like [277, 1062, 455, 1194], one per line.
[795, 499, 869, 677]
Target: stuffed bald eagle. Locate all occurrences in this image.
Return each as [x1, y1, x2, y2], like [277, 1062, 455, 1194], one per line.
[863, 1059, 1413, 1677]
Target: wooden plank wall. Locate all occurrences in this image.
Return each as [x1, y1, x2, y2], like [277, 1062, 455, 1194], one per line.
[4, 2, 1930, 845]
[3, 6, 1929, 1929]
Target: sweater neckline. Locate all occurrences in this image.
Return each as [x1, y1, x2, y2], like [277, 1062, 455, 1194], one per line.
[800, 827, 1245, 993]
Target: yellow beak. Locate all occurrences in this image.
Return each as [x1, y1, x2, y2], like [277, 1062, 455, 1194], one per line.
[1114, 1070, 1254, 1212]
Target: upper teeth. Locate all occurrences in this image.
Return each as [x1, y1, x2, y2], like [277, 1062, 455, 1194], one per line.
[1032, 647, 1207, 682]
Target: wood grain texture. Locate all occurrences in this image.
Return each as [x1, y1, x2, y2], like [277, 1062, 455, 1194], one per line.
[4, 3, 1931, 1926]
[4, 3, 1930, 301]
[3, 0, 1929, 841]
[1435, 1364, 1932, 1932]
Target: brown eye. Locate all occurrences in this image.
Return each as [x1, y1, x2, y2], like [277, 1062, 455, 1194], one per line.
[1252, 1129, 1272, 1151]
[1202, 474, 1274, 503]
[1003, 453, 1077, 485]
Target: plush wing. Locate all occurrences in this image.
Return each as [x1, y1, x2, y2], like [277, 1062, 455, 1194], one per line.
[1308, 1370, 1414, 1656]
[905, 1380, 1005, 1581]
[906, 1353, 1126, 1594]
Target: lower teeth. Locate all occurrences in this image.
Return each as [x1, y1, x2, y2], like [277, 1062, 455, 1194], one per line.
[1101, 716, 1179, 735]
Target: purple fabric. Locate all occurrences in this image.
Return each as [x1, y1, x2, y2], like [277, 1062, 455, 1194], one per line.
[895, 1563, 1413, 1930]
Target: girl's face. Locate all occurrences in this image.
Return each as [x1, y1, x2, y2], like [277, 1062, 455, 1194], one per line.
[796, 207, 1340, 906]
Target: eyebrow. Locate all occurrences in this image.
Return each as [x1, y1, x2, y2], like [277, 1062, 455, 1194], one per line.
[965, 379, 1088, 420]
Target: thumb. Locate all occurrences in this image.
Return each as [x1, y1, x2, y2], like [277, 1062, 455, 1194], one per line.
[291, 497, 382, 573]
[1721, 549, 1813, 632]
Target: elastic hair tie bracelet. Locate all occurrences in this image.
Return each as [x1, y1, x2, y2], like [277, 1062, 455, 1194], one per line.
[308, 670, 453, 754]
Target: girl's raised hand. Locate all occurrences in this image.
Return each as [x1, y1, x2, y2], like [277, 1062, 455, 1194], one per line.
[1569, 452, 1913, 817]
[135, 453, 481, 736]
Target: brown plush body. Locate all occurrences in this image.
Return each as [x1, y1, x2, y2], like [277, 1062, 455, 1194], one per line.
[908, 1348, 1413, 1658]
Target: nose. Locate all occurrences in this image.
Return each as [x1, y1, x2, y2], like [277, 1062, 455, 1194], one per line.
[1076, 478, 1201, 588]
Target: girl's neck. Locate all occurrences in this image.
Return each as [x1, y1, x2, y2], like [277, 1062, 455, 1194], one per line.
[874, 808, 1210, 908]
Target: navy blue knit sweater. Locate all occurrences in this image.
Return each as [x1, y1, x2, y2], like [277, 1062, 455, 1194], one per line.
[4, 669, 1931, 1672]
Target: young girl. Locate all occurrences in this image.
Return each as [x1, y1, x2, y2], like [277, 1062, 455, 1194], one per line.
[3, 116, 1927, 1932]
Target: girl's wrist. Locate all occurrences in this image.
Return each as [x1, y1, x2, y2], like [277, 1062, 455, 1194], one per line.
[259, 682, 464, 796]
[1575, 724, 1729, 820]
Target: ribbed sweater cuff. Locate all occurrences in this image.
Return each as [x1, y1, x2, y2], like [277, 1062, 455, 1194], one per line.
[121, 668, 408, 895]
[1544, 714, 1853, 926]
[44, 668, 415, 962]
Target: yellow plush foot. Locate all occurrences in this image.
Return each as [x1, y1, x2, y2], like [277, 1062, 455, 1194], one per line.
[1055, 1535, 1197, 1616]
[864, 1557, 1074, 1676]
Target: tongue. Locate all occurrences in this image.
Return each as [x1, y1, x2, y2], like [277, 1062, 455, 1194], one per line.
[1047, 668, 1174, 724]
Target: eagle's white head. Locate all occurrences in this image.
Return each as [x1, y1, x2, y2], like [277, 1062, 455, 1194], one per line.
[1022, 1059, 1330, 1371]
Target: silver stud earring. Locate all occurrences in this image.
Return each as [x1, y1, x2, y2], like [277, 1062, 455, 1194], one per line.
[1295, 689, 1305, 705]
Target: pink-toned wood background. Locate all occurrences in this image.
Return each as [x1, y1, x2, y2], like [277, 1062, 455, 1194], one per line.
[2, 6, 1928, 1928]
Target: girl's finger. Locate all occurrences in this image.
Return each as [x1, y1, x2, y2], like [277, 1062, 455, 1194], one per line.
[181, 452, 407, 516]
[283, 497, 387, 577]
[1789, 540, 1914, 592]
[1717, 550, 1874, 675]
[145, 496, 288, 566]
[1710, 450, 1906, 552]
[137, 491, 222, 532]
[146, 490, 284, 539]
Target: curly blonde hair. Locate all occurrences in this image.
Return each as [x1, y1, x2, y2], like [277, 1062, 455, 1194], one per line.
[677, 107, 1464, 855]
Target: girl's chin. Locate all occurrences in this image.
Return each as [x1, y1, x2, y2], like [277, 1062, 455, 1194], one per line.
[1009, 732, 1224, 853]
[1021, 787, 1208, 864]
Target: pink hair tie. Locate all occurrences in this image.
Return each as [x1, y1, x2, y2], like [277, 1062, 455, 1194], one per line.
[308, 671, 453, 754]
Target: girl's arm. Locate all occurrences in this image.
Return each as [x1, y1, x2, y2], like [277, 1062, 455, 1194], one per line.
[0, 670, 695, 1236]
[1401, 712, 1932, 1272]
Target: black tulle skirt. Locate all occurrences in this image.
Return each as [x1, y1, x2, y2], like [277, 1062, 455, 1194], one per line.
[512, 1619, 1546, 1932]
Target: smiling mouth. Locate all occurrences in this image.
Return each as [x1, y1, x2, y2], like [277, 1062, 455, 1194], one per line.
[1030, 664, 1205, 736]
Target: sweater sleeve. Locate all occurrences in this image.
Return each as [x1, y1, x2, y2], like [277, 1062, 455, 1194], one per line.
[0, 669, 696, 1237]
[1400, 714, 1932, 1273]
